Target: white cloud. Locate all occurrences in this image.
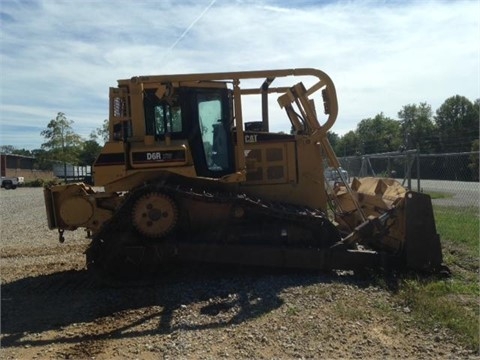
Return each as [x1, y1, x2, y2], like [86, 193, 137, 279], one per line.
[0, 0, 478, 149]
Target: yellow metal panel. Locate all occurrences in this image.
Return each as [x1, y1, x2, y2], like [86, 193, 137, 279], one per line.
[59, 196, 93, 226]
[94, 142, 126, 186]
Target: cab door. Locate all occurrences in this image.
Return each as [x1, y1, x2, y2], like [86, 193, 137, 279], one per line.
[181, 88, 235, 178]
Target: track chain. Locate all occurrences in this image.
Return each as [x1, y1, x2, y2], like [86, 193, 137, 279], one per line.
[86, 180, 340, 277]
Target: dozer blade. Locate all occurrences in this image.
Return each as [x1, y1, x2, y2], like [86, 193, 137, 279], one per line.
[403, 191, 443, 271]
[333, 177, 445, 272]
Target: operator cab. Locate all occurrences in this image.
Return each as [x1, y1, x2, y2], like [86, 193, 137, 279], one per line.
[143, 86, 235, 178]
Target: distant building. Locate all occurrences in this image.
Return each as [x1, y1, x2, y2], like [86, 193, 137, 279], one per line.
[0, 153, 52, 181]
[1, 154, 35, 176]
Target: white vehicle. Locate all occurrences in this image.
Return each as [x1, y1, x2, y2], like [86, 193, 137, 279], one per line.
[324, 167, 349, 184]
[1, 176, 21, 190]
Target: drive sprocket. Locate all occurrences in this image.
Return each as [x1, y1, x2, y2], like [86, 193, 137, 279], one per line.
[132, 192, 178, 238]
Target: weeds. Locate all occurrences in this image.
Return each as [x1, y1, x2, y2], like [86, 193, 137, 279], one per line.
[398, 278, 479, 351]
[394, 205, 480, 352]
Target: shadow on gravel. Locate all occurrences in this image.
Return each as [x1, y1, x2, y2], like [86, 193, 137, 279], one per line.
[0, 265, 386, 349]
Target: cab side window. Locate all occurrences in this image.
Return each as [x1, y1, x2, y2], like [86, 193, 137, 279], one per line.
[153, 104, 182, 136]
[144, 89, 183, 139]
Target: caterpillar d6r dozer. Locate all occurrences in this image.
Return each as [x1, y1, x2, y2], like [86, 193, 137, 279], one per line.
[44, 68, 444, 278]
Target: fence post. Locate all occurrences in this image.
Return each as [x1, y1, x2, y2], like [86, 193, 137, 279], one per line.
[416, 148, 421, 192]
[407, 152, 412, 190]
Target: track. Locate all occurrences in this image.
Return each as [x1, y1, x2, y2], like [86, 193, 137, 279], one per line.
[85, 180, 343, 279]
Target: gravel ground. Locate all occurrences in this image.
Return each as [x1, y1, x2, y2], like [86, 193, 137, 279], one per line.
[0, 187, 477, 359]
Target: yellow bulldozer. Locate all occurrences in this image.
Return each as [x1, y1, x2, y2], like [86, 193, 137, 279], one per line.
[44, 68, 444, 277]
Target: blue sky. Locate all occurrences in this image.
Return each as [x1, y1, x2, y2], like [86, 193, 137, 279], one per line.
[0, 0, 478, 150]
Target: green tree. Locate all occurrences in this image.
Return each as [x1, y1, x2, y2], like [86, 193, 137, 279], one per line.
[434, 95, 479, 152]
[356, 113, 401, 154]
[95, 119, 109, 143]
[41, 112, 83, 178]
[0, 145, 16, 154]
[12, 148, 33, 156]
[31, 149, 53, 170]
[327, 131, 339, 149]
[78, 133, 102, 166]
[0, 146, 34, 156]
[335, 130, 362, 156]
[398, 102, 436, 152]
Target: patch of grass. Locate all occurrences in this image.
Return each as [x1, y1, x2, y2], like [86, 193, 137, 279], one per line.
[434, 205, 479, 252]
[333, 301, 366, 321]
[427, 191, 454, 199]
[422, 278, 478, 296]
[394, 205, 480, 352]
[286, 304, 300, 316]
[398, 278, 479, 352]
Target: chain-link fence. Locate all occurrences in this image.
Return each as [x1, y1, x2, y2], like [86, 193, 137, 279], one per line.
[338, 151, 478, 189]
[337, 151, 479, 242]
